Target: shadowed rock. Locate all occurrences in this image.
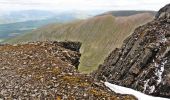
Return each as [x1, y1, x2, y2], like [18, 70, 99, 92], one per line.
[93, 4, 170, 98]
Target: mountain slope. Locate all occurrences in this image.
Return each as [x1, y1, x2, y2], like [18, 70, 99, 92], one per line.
[5, 13, 154, 73]
[0, 10, 94, 41]
[93, 3, 170, 98]
[99, 10, 156, 17]
[0, 41, 137, 99]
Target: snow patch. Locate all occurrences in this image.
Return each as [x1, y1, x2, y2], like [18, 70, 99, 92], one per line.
[155, 59, 167, 85]
[149, 85, 155, 94]
[144, 58, 168, 94]
[142, 60, 157, 94]
[143, 79, 156, 94]
[143, 79, 150, 92]
[105, 82, 170, 100]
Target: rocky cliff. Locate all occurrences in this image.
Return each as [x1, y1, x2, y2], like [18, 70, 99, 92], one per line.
[0, 41, 136, 99]
[93, 4, 170, 98]
[4, 12, 154, 73]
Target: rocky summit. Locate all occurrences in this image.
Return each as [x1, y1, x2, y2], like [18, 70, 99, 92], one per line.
[155, 4, 170, 20]
[93, 4, 170, 98]
[0, 41, 136, 100]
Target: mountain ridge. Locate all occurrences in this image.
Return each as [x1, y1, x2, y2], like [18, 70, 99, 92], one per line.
[93, 3, 170, 98]
[4, 12, 154, 73]
[98, 10, 156, 17]
[0, 41, 137, 99]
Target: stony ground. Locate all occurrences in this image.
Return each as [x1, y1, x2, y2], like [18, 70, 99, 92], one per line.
[0, 41, 136, 100]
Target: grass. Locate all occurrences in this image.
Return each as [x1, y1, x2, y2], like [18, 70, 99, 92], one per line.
[4, 13, 154, 73]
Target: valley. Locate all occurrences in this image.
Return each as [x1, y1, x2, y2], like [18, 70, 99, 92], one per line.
[0, 10, 94, 40]
[4, 11, 155, 73]
[0, 39, 4, 42]
[0, 1, 170, 99]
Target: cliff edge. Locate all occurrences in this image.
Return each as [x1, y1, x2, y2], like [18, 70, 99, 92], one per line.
[93, 4, 170, 98]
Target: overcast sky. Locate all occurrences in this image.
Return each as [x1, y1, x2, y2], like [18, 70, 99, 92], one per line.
[0, 0, 169, 12]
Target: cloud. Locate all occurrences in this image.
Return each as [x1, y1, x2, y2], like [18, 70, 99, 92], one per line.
[0, 0, 169, 12]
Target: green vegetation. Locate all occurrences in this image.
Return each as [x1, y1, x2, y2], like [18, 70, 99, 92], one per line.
[0, 39, 4, 42]
[0, 18, 62, 39]
[4, 13, 154, 73]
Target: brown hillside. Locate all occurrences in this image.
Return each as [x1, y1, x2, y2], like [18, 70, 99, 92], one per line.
[5, 13, 154, 73]
[0, 41, 137, 99]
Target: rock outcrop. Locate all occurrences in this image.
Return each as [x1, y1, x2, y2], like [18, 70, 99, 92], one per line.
[93, 4, 170, 98]
[0, 41, 136, 100]
[155, 4, 170, 20]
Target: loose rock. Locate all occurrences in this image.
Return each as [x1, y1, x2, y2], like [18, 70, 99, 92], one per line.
[0, 41, 136, 100]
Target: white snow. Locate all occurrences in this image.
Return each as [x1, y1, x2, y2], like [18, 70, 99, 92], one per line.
[143, 79, 156, 94]
[143, 79, 150, 92]
[155, 59, 167, 85]
[149, 85, 155, 94]
[105, 82, 170, 100]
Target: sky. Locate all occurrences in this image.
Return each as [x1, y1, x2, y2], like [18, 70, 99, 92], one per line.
[0, 0, 169, 12]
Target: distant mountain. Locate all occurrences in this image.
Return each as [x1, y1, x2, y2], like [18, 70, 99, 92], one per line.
[4, 11, 154, 73]
[0, 18, 9, 24]
[98, 10, 156, 17]
[0, 10, 93, 24]
[0, 10, 94, 40]
[0, 10, 56, 23]
[0, 17, 66, 39]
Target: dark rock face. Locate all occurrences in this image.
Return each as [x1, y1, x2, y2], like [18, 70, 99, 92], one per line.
[93, 4, 170, 98]
[0, 41, 137, 100]
[155, 4, 170, 20]
[58, 41, 82, 52]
